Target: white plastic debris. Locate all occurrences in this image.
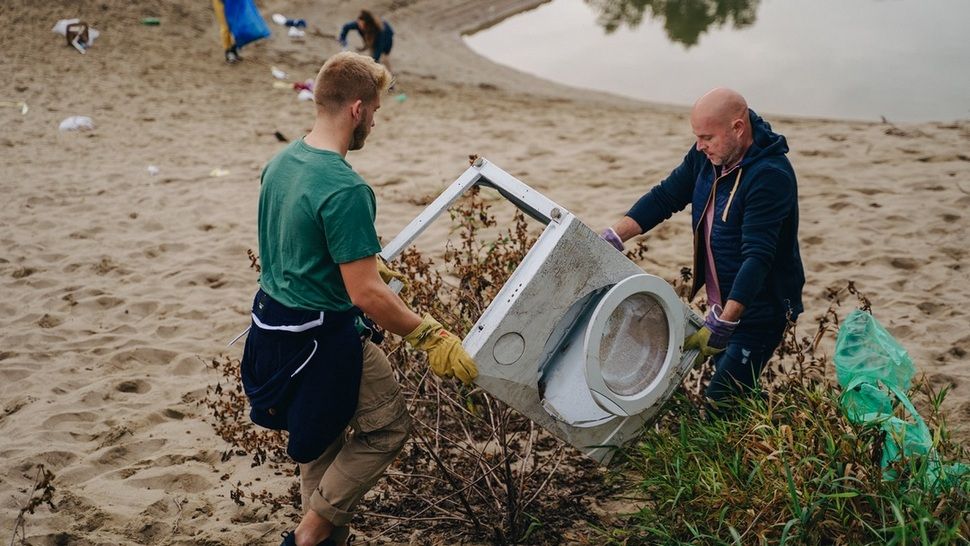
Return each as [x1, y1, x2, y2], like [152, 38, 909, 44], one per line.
[210, 168, 230, 177]
[147, 165, 160, 176]
[58, 115, 95, 131]
[0, 101, 28, 115]
[51, 19, 100, 43]
[272, 13, 287, 25]
[271, 66, 287, 80]
[297, 89, 314, 101]
[288, 27, 305, 38]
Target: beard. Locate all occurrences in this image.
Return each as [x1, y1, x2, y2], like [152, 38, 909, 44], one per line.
[716, 138, 745, 167]
[348, 118, 370, 151]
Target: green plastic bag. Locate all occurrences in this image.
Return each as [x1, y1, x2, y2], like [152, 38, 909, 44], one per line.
[835, 309, 914, 397]
[834, 309, 967, 491]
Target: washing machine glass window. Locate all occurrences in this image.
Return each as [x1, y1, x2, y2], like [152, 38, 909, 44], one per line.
[598, 293, 670, 396]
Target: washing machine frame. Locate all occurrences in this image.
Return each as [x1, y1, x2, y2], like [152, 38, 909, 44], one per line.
[381, 158, 701, 463]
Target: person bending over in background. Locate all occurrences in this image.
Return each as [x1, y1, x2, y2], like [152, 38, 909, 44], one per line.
[601, 87, 805, 413]
[241, 51, 476, 546]
[339, 10, 394, 75]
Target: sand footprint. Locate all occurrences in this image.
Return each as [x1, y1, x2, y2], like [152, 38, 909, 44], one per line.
[126, 300, 159, 319]
[107, 347, 180, 368]
[116, 379, 152, 394]
[96, 438, 167, 466]
[42, 410, 100, 429]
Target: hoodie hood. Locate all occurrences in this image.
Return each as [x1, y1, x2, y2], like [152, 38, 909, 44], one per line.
[742, 109, 789, 166]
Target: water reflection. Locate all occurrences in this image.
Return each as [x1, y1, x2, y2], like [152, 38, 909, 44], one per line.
[586, 0, 760, 47]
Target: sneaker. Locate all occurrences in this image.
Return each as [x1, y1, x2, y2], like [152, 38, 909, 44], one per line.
[279, 531, 337, 546]
[225, 47, 241, 64]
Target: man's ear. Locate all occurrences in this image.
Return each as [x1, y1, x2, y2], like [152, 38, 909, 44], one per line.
[350, 99, 364, 121]
[732, 118, 745, 136]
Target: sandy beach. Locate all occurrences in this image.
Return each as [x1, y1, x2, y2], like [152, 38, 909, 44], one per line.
[2, 0, 969, 543]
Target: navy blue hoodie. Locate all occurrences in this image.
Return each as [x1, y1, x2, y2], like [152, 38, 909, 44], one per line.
[627, 110, 804, 338]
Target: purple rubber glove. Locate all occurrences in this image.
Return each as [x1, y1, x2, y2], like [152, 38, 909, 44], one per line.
[600, 228, 624, 251]
[684, 304, 739, 362]
[703, 304, 739, 350]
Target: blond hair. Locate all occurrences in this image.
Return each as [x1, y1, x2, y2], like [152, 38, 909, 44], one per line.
[313, 51, 392, 112]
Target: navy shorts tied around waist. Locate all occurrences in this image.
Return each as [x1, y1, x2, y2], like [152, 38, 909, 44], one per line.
[241, 289, 363, 463]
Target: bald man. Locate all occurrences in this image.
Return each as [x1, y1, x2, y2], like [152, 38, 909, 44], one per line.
[601, 88, 805, 411]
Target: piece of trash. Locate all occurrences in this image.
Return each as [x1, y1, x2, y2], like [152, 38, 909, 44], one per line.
[835, 309, 970, 491]
[210, 168, 230, 177]
[293, 80, 313, 92]
[141, 17, 160, 25]
[58, 115, 95, 131]
[274, 131, 288, 142]
[0, 101, 28, 115]
[147, 165, 160, 176]
[297, 89, 314, 102]
[394, 93, 407, 103]
[271, 66, 287, 80]
[287, 27, 306, 38]
[52, 19, 100, 53]
[272, 81, 291, 89]
[271, 13, 306, 27]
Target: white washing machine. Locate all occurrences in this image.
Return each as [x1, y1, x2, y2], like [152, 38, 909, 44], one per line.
[381, 158, 700, 463]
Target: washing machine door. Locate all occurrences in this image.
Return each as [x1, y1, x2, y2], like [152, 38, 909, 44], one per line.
[583, 274, 687, 417]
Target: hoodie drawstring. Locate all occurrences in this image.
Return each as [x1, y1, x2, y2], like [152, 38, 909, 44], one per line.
[721, 167, 742, 222]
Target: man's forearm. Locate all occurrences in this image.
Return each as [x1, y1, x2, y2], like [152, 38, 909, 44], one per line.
[611, 216, 643, 241]
[353, 286, 422, 336]
[719, 299, 745, 323]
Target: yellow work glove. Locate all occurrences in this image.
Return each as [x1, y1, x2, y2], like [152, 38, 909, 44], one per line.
[404, 314, 478, 385]
[683, 326, 724, 365]
[377, 258, 407, 291]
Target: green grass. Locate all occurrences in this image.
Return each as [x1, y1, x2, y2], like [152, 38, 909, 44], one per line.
[603, 381, 970, 545]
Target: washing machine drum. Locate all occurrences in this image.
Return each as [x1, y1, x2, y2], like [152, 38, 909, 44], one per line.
[596, 292, 671, 396]
[541, 274, 686, 424]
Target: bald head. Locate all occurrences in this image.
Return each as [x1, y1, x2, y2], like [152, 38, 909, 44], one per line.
[689, 88, 753, 167]
[692, 88, 748, 127]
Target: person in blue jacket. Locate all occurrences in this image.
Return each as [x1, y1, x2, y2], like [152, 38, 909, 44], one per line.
[339, 10, 394, 74]
[601, 87, 805, 412]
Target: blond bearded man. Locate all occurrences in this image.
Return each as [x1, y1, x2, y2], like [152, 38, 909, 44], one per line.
[239, 52, 477, 546]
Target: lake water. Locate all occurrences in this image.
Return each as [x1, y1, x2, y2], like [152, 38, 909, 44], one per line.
[464, 0, 970, 122]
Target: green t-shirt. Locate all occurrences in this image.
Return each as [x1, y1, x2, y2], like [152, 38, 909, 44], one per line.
[257, 139, 381, 311]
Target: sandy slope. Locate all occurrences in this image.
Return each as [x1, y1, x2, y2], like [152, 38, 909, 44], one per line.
[1, 0, 968, 543]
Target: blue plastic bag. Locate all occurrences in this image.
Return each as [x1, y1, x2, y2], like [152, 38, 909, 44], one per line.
[224, 0, 270, 49]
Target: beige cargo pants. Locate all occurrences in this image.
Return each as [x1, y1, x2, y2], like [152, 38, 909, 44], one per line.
[299, 340, 411, 544]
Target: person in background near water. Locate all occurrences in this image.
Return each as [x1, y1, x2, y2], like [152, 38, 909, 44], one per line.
[339, 10, 394, 75]
[212, 0, 241, 63]
[601, 87, 804, 413]
[241, 52, 477, 546]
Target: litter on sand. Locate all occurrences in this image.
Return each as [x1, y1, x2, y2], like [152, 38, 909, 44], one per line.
[0, 101, 29, 115]
[271, 66, 287, 80]
[52, 18, 100, 53]
[271, 13, 307, 28]
[58, 116, 95, 131]
[209, 168, 230, 177]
